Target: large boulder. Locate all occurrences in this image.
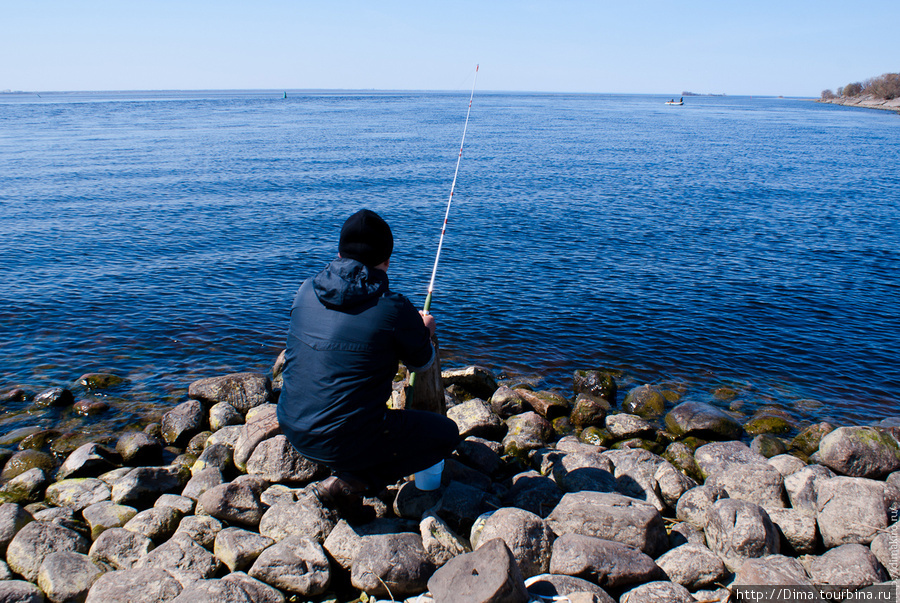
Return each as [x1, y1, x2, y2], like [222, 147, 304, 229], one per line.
[350, 532, 433, 598]
[870, 521, 900, 580]
[85, 568, 182, 603]
[447, 399, 506, 440]
[188, 373, 271, 413]
[111, 466, 188, 507]
[619, 581, 695, 603]
[503, 412, 553, 458]
[501, 471, 564, 518]
[655, 543, 727, 591]
[802, 543, 888, 587]
[675, 485, 727, 529]
[0, 581, 45, 603]
[7, 521, 90, 582]
[169, 580, 253, 603]
[475, 507, 554, 578]
[135, 532, 221, 578]
[816, 426, 900, 478]
[245, 435, 324, 483]
[214, 527, 275, 572]
[37, 551, 104, 603]
[442, 366, 499, 400]
[197, 481, 266, 528]
[706, 463, 787, 510]
[815, 476, 888, 547]
[783, 463, 834, 515]
[705, 499, 780, 572]
[248, 535, 331, 596]
[572, 370, 617, 404]
[56, 443, 119, 480]
[116, 432, 163, 466]
[88, 527, 155, 570]
[664, 401, 742, 440]
[766, 508, 818, 555]
[258, 499, 335, 544]
[0, 503, 33, 556]
[549, 534, 663, 589]
[233, 405, 281, 471]
[428, 538, 528, 603]
[622, 384, 666, 418]
[525, 574, 614, 603]
[693, 440, 768, 479]
[161, 400, 206, 448]
[45, 478, 112, 512]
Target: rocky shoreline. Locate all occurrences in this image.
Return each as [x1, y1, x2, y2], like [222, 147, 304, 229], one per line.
[817, 95, 900, 113]
[0, 359, 898, 603]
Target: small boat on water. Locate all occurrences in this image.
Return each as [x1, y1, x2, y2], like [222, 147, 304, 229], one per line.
[666, 97, 684, 106]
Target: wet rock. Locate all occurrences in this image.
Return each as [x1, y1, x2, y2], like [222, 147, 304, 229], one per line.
[33, 387, 74, 408]
[550, 533, 662, 589]
[579, 426, 615, 447]
[161, 399, 206, 448]
[475, 507, 554, 578]
[188, 372, 271, 413]
[784, 463, 834, 515]
[85, 568, 182, 603]
[503, 411, 552, 458]
[209, 402, 243, 431]
[245, 435, 324, 484]
[258, 499, 334, 543]
[791, 421, 837, 456]
[82, 501, 137, 540]
[546, 492, 668, 557]
[0, 388, 33, 402]
[766, 507, 818, 555]
[802, 543, 888, 587]
[221, 572, 285, 603]
[663, 441, 703, 482]
[619, 580, 695, 603]
[622, 384, 665, 418]
[816, 476, 888, 546]
[56, 443, 119, 480]
[570, 393, 610, 428]
[174, 515, 223, 549]
[7, 521, 90, 582]
[214, 526, 275, 572]
[448, 398, 505, 440]
[0, 580, 45, 602]
[817, 426, 900, 478]
[605, 413, 655, 439]
[249, 535, 330, 596]
[0, 503, 32, 556]
[37, 551, 104, 603]
[489, 386, 527, 418]
[135, 531, 221, 578]
[111, 465, 188, 506]
[124, 506, 182, 542]
[767, 453, 806, 476]
[0, 467, 48, 505]
[573, 370, 618, 405]
[870, 521, 900, 580]
[694, 440, 768, 479]
[442, 366, 499, 400]
[745, 411, 794, 436]
[705, 499, 780, 571]
[502, 471, 564, 518]
[665, 400, 743, 440]
[428, 537, 528, 603]
[233, 405, 280, 472]
[706, 462, 787, 510]
[733, 554, 812, 586]
[1, 449, 55, 481]
[655, 542, 727, 590]
[45, 478, 111, 512]
[88, 527, 154, 569]
[517, 390, 570, 421]
[197, 481, 266, 528]
[73, 398, 109, 415]
[76, 372, 126, 389]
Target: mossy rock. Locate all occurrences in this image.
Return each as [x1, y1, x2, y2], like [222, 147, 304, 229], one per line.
[750, 434, 789, 458]
[17, 429, 63, 451]
[579, 426, 614, 447]
[76, 373, 127, 389]
[713, 387, 738, 401]
[744, 413, 795, 436]
[0, 449, 56, 481]
[791, 422, 836, 456]
[569, 393, 609, 428]
[551, 416, 575, 437]
[572, 370, 618, 404]
[622, 384, 666, 418]
[679, 436, 709, 452]
[611, 438, 664, 454]
[663, 441, 703, 482]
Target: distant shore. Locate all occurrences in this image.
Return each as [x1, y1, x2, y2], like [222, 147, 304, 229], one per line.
[817, 94, 900, 114]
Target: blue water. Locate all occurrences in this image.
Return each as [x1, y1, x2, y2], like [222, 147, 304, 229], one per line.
[1, 90, 898, 441]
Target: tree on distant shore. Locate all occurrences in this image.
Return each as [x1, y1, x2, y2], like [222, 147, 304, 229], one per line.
[821, 73, 900, 100]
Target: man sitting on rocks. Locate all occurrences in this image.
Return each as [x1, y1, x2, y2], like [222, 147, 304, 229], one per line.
[278, 209, 460, 507]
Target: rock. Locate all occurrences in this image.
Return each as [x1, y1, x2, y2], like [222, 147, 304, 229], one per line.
[816, 476, 888, 547]
[124, 506, 182, 542]
[784, 463, 834, 515]
[56, 443, 119, 480]
[668, 521, 705, 548]
[733, 554, 812, 586]
[6, 521, 90, 582]
[323, 518, 417, 570]
[37, 551, 104, 603]
[111, 465, 188, 506]
[209, 402, 243, 431]
[186, 431, 211, 455]
[169, 580, 253, 603]
[1, 449, 55, 481]
[447, 399, 506, 440]
[548, 452, 618, 495]
[550, 533, 662, 589]
[249, 535, 330, 596]
[870, 522, 900, 580]
[161, 400, 206, 448]
[516, 390, 570, 421]
[245, 435, 324, 483]
[181, 467, 225, 501]
[817, 426, 900, 478]
[675, 485, 728, 529]
[88, 527, 155, 569]
[579, 426, 615, 447]
[154, 493, 195, 515]
[349, 532, 432, 598]
[435, 481, 501, 533]
[0, 580, 45, 602]
[502, 471, 564, 518]
[622, 384, 666, 418]
[572, 370, 617, 405]
[802, 543, 887, 587]
[85, 568, 182, 603]
[197, 481, 266, 528]
[214, 527, 275, 572]
[420, 512, 470, 567]
[693, 440, 768, 479]
[221, 572, 285, 603]
[187, 441, 232, 476]
[428, 537, 529, 603]
[233, 405, 280, 472]
[45, 478, 111, 512]
[791, 421, 837, 455]
[503, 412, 553, 458]
[392, 480, 444, 519]
[489, 386, 527, 419]
[205, 425, 243, 449]
[655, 543, 727, 590]
[73, 398, 109, 415]
[605, 413, 655, 439]
[258, 499, 334, 543]
[654, 461, 698, 509]
[135, 532, 221, 578]
[663, 441, 703, 482]
[116, 432, 163, 466]
[706, 463, 787, 510]
[442, 366, 499, 400]
[188, 373, 271, 413]
[546, 492, 668, 557]
[767, 453, 806, 476]
[766, 507, 818, 555]
[705, 499, 780, 572]
[82, 501, 137, 540]
[475, 507, 553, 578]
[33, 387, 74, 408]
[0, 503, 32, 556]
[744, 412, 794, 436]
[0, 467, 48, 505]
[456, 438, 504, 477]
[76, 372, 126, 389]
[525, 574, 614, 603]
[570, 393, 610, 428]
[751, 434, 789, 458]
[619, 581, 695, 603]
[665, 401, 743, 440]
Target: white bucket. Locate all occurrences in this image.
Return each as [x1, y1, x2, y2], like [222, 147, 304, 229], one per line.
[414, 460, 444, 491]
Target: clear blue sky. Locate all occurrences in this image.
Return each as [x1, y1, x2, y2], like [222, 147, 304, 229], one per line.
[2, 0, 897, 96]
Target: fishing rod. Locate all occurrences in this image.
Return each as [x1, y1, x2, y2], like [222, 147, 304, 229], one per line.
[409, 64, 479, 392]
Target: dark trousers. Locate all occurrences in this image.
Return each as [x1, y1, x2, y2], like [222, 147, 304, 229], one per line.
[330, 408, 460, 491]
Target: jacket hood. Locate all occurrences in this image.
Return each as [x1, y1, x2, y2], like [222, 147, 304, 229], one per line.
[313, 257, 389, 309]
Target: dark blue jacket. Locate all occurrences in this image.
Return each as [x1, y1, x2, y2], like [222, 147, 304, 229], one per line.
[277, 258, 434, 466]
